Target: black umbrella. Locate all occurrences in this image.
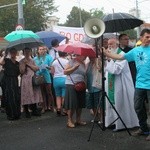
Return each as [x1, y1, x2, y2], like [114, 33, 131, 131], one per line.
[6, 37, 44, 51]
[102, 12, 144, 33]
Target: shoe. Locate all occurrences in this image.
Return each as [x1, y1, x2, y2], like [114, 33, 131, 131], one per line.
[132, 129, 146, 136]
[67, 121, 75, 128]
[56, 110, 61, 116]
[25, 112, 31, 118]
[113, 129, 119, 132]
[41, 109, 45, 114]
[91, 119, 94, 123]
[107, 124, 116, 129]
[32, 110, 41, 116]
[61, 112, 67, 116]
[146, 135, 150, 141]
[98, 121, 103, 126]
[7, 116, 15, 121]
[75, 121, 87, 126]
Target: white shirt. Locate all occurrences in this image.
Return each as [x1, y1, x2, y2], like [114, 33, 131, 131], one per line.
[49, 48, 59, 60]
[51, 57, 68, 78]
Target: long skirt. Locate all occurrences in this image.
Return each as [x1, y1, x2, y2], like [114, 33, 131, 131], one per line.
[3, 76, 21, 119]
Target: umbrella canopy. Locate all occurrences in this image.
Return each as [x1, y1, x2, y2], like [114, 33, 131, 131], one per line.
[56, 42, 96, 58]
[36, 31, 66, 48]
[6, 38, 44, 51]
[102, 12, 144, 33]
[4, 30, 40, 42]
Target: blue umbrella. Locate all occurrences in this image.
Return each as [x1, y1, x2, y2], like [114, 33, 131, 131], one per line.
[36, 31, 66, 48]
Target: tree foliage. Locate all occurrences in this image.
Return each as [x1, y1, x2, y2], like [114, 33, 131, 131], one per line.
[120, 29, 137, 39]
[0, 0, 57, 36]
[63, 6, 91, 27]
[63, 7, 105, 27]
[90, 8, 105, 19]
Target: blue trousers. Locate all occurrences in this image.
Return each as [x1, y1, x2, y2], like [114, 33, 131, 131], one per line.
[134, 88, 150, 132]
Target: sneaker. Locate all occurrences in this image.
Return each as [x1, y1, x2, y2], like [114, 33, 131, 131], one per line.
[132, 129, 146, 136]
[91, 119, 94, 123]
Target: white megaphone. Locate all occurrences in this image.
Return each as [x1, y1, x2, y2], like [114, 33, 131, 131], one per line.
[84, 18, 105, 39]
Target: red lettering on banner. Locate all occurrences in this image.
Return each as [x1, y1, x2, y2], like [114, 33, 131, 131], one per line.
[59, 31, 71, 40]
[58, 31, 85, 42]
[74, 33, 78, 41]
[74, 33, 84, 41]
[66, 33, 71, 40]
[79, 34, 84, 41]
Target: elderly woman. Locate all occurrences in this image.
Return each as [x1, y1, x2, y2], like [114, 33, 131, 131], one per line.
[64, 55, 87, 128]
[19, 48, 42, 118]
[0, 48, 21, 120]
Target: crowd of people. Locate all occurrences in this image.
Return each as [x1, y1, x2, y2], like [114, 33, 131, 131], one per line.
[0, 28, 150, 141]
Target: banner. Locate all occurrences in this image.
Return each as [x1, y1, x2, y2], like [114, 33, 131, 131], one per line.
[53, 26, 86, 42]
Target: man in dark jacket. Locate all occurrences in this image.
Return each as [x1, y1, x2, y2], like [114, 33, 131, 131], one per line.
[119, 34, 136, 86]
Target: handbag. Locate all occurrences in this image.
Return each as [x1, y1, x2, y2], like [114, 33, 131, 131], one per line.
[92, 69, 102, 89]
[74, 81, 86, 92]
[25, 64, 45, 86]
[32, 74, 45, 86]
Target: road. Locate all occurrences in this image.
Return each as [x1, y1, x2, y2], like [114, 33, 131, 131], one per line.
[0, 109, 149, 150]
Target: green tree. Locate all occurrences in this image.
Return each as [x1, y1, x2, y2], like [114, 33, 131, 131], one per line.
[90, 8, 105, 19]
[0, 0, 57, 36]
[62, 7, 105, 27]
[0, 0, 18, 36]
[64, 6, 91, 27]
[120, 29, 137, 39]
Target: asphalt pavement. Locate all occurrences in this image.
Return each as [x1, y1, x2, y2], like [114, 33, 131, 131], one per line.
[0, 109, 149, 150]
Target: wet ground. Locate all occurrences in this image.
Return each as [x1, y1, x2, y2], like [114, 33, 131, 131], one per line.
[0, 109, 149, 150]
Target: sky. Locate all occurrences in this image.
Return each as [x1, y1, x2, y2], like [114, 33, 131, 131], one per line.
[53, 0, 150, 24]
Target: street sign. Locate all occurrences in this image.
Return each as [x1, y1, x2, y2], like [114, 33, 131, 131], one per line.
[15, 24, 24, 31]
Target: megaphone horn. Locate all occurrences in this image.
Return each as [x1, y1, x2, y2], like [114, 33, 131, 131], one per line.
[84, 18, 105, 39]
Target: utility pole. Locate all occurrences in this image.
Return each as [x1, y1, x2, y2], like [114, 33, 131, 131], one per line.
[135, 0, 140, 38]
[18, 0, 24, 29]
[78, 0, 82, 27]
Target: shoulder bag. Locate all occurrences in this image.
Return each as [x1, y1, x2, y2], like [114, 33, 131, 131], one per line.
[57, 58, 86, 92]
